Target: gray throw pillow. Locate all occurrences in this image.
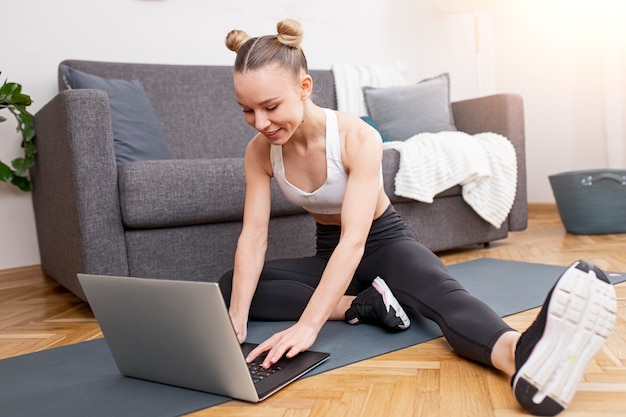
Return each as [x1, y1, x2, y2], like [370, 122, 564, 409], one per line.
[362, 73, 457, 141]
[59, 65, 172, 165]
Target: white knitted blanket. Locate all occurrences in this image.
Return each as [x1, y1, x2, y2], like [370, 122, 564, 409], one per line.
[383, 131, 518, 228]
[332, 63, 405, 116]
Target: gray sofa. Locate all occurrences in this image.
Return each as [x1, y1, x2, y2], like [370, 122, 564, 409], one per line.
[31, 60, 527, 301]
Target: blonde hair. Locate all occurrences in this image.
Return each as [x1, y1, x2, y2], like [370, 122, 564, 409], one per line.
[225, 19, 308, 78]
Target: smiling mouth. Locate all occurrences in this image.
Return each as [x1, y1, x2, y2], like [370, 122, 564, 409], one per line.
[264, 128, 280, 138]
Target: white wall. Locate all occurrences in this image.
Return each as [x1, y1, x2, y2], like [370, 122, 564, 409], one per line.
[493, 0, 626, 202]
[1, 0, 624, 269]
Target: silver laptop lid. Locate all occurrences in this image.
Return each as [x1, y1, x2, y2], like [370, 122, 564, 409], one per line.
[77, 274, 260, 402]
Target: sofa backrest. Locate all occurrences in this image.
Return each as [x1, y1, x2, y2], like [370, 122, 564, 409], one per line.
[59, 60, 337, 159]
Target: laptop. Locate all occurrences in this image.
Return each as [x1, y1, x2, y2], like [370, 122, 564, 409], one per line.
[77, 273, 330, 402]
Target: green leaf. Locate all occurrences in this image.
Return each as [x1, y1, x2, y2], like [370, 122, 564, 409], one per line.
[22, 127, 35, 142]
[12, 157, 26, 174]
[0, 84, 19, 102]
[10, 174, 33, 192]
[23, 141, 37, 157]
[12, 156, 35, 174]
[0, 161, 13, 182]
[3, 81, 20, 94]
[0, 80, 36, 192]
[18, 111, 34, 125]
[0, 160, 33, 191]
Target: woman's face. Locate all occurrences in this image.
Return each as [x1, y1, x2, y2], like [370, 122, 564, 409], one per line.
[234, 63, 310, 145]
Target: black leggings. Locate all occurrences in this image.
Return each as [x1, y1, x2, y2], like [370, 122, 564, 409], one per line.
[219, 205, 513, 367]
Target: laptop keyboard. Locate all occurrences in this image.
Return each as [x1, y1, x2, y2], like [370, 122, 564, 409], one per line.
[247, 360, 283, 384]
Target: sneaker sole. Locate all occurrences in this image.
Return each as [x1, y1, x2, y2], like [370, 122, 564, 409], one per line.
[513, 261, 617, 416]
[372, 277, 411, 330]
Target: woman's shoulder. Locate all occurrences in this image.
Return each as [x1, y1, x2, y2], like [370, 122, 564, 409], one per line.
[244, 134, 273, 174]
[334, 110, 383, 146]
[246, 133, 271, 153]
[332, 108, 360, 124]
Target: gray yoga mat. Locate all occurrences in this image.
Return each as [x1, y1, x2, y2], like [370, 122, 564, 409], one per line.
[1, 258, 623, 417]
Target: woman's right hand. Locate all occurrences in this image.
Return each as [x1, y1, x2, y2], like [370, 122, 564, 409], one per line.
[229, 311, 248, 344]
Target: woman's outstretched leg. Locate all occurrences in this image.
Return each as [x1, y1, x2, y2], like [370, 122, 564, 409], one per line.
[356, 236, 514, 367]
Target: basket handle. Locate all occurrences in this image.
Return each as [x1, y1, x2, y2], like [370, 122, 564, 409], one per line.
[581, 173, 626, 187]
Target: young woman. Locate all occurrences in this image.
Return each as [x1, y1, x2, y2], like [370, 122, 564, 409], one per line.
[218, 19, 616, 416]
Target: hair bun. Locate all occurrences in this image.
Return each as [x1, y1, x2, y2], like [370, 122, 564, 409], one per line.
[225, 29, 251, 53]
[276, 19, 303, 48]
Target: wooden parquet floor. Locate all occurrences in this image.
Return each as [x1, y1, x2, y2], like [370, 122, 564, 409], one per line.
[1, 204, 625, 416]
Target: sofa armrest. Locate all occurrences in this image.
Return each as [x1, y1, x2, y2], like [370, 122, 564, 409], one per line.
[451, 94, 528, 231]
[31, 89, 129, 299]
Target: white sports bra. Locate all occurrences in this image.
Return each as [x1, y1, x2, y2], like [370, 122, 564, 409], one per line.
[270, 108, 382, 215]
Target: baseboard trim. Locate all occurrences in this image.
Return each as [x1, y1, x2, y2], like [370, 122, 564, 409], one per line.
[528, 202, 558, 215]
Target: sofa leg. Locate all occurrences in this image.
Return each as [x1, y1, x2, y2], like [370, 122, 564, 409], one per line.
[483, 242, 490, 248]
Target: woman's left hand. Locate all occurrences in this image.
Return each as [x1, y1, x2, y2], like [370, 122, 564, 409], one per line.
[245, 321, 320, 368]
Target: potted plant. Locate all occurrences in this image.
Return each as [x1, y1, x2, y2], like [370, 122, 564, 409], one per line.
[0, 74, 35, 191]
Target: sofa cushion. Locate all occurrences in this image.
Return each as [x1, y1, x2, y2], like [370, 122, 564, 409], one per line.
[118, 159, 306, 229]
[60, 65, 172, 165]
[363, 73, 457, 141]
[119, 154, 461, 229]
